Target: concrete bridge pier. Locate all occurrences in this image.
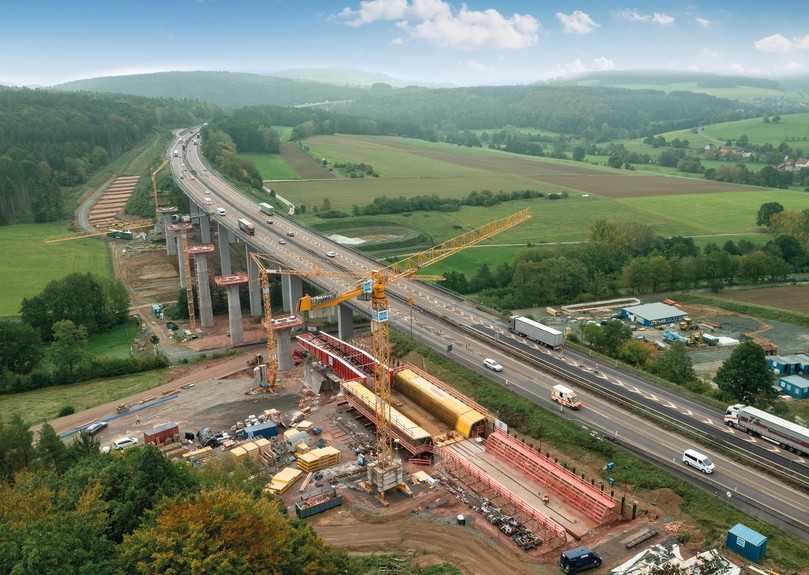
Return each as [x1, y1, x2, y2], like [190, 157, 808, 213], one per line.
[215, 273, 249, 347]
[217, 222, 232, 275]
[188, 244, 216, 329]
[165, 225, 177, 256]
[337, 303, 354, 341]
[199, 213, 211, 243]
[246, 245, 262, 317]
[277, 330, 293, 371]
[281, 275, 303, 313]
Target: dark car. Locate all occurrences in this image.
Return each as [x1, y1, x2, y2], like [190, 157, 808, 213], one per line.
[86, 421, 108, 436]
[166, 321, 179, 331]
[560, 547, 602, 574]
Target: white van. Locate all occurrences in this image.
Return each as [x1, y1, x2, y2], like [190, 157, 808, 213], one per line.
[216, 207, 226, 216]
[682, 449, 714, 474]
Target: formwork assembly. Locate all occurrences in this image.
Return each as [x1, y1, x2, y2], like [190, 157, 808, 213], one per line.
[88, 176, 140, 229]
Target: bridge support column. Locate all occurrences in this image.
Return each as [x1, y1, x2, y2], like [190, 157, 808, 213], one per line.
[217, 222, 232, 275]
[246, 245, 262, 317]
[189, 202, 200, 219]
[177, 238, 187, 289]
[337, 303, 354, 341]
[199, 213, 211, 243]
[277, 329, 293, 371]
[225, 284, 243, 345]
[281, 275, 303, 313]
[165, 224, 177, 256]
[195, 256, 214, 328]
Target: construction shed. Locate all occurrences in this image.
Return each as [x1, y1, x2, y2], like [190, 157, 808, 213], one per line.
[622, 302, 687, 327]
[394, 368, 487, 438]
[768, 354, 809, 376]
[725, 523, 767, 562]
[778, 375, 809, 399]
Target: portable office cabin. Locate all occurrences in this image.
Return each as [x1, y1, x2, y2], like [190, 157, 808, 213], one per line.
[778, 375, 809, 399]
[726, 523, 767, 562]
[768, 353, 809, 376]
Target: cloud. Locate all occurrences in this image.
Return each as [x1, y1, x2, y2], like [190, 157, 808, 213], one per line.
[618, 9, 674, 25]
[754, 33, 809, 54]
[699, 48, 720, 59]
[556, 10, 599, 34]
[463, 59, 493, 72]
[390, 36, 405, 45]
[339, 0, 540, 49]
[695, 17, 711, 29]
[549, 56, 616, 78]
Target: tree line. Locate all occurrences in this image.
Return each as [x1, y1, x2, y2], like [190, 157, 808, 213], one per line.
[0, 419, 353, 574]
[443, 210, 809, 311]
[201, 127, 263, 190]
[0, 273, 167, 394]
[0, 88, 213, 224]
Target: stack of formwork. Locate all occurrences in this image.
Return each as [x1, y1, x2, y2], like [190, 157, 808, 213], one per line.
[485, 431, 617, 523]
[297, 446, 341, 472]
[182, 446, 214, 465]
[266, 467, 304, 495]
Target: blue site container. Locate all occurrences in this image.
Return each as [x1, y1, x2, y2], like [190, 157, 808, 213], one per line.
[244, 421, 278, 440]
[726, 523, 767, 562]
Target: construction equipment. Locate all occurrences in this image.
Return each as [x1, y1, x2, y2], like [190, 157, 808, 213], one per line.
[295, 208, 530, 497]
[45, 221, 153, 244]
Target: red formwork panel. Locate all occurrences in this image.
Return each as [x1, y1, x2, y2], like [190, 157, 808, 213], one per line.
[296, 333, 368, 383]
[485, 431, 616, 523]
[442, 445, 567, 547]
[313, 331, 378, 376]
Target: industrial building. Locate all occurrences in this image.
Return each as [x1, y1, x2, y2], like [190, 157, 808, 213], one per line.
[622, 302, 687, 327]
[768, 353, 809, 376]
[778, 374, 809, 399]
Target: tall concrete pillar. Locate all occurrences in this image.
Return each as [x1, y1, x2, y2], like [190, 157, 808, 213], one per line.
[217, 223, 232, 275]
[337, 303, 354, 341]
[165, 224, 177, 256]
[195, 256, 214, 328]
[277, 330, 293, 371]
[225, 284, 243, 345]
[199, 214, 211, 244]
[246, 245, 262, 317]
[281, 275, 303, 313]
[177, 238, 186, 289]
[189, 202, 200, 218]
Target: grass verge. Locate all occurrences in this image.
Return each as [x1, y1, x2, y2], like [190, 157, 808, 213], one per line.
[392, 332, 809, 570]
[83, 319, 141, 359]
[0, 369, 169, 424]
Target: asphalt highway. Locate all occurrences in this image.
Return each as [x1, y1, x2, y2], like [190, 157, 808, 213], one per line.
[170, 129, 809, 539]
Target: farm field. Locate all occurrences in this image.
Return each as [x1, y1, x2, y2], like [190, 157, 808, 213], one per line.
[662, 112, 809, 147]
[0, 369, 169, 424]
[0, 223, 112, 317]
[280, 135, 809, 271]
[240, 152, 300, 180]
[714, 285, 809, 315]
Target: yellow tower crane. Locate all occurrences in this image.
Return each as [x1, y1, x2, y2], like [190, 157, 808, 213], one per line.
[295, 208, 530, 496]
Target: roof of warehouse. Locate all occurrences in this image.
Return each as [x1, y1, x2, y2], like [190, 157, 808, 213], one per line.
[780, 375, 809, 389]
[623, 302, 687, 321]
[728, 523, 767, 546]
[773, 353, 809, 364]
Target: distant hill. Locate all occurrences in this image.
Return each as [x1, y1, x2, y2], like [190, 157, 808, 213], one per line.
[54, 70, 368, 109]
[271, 67, 436, 88]
[550, 70, 801, 103]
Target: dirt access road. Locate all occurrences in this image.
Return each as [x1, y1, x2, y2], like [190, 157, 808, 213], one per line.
[316, 516, 545, 575]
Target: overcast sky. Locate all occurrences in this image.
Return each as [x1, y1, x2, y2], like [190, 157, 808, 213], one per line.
[2, 0, 809, 86]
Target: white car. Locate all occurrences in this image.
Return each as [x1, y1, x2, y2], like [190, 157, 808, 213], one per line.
[216, 207, 226, 216]
[326, 250, 337, 258]
[112, 436, 139, 451]
[682, 449, 715, 474]
[484, 358, 504, 372]
[279, 239, 287, 245]
[203, 197, 213, 205]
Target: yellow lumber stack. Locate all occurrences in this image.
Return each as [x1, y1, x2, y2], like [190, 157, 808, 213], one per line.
[297, 446, 341, 472]
[228, 446, 248, 460]
[266, 467, 304, 495]
[182, 446, 213, 465]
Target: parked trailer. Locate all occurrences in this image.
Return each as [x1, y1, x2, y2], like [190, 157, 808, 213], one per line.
[295, 488, 343, 519]
[510, 316, 564, 349]
[258, 202, 275, 216]
[237, 218, 256, 235]
[144, 422, 180, 446]
[724, 404, 809, 455]
[243, 421, 278, 440]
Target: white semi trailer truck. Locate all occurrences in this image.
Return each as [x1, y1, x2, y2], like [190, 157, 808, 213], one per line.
[724, 404, 809, 455]
[509, 316, 564, 349]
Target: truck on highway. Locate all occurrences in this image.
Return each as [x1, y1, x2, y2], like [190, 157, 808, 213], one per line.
[238, 218, 255, 235]
[551, 384, 582, 409]
[258, 202, 274, 216]
[724, 404, 809, 455]
[509, 316, 564, 349]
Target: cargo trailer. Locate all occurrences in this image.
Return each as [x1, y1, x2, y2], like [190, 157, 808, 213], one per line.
[144, 422, 180, 446]
[510, 316, 564, 349]
[724, 404, 809, 455]
[258, 202, 275, 216]
[295, 488, 343, 519]
[238, 218, 255, 235]
[244, 421, 278, 440]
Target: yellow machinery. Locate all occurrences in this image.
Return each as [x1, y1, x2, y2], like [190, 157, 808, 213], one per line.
[45, 221, 153, 244]
[295, 208, 530, 491]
